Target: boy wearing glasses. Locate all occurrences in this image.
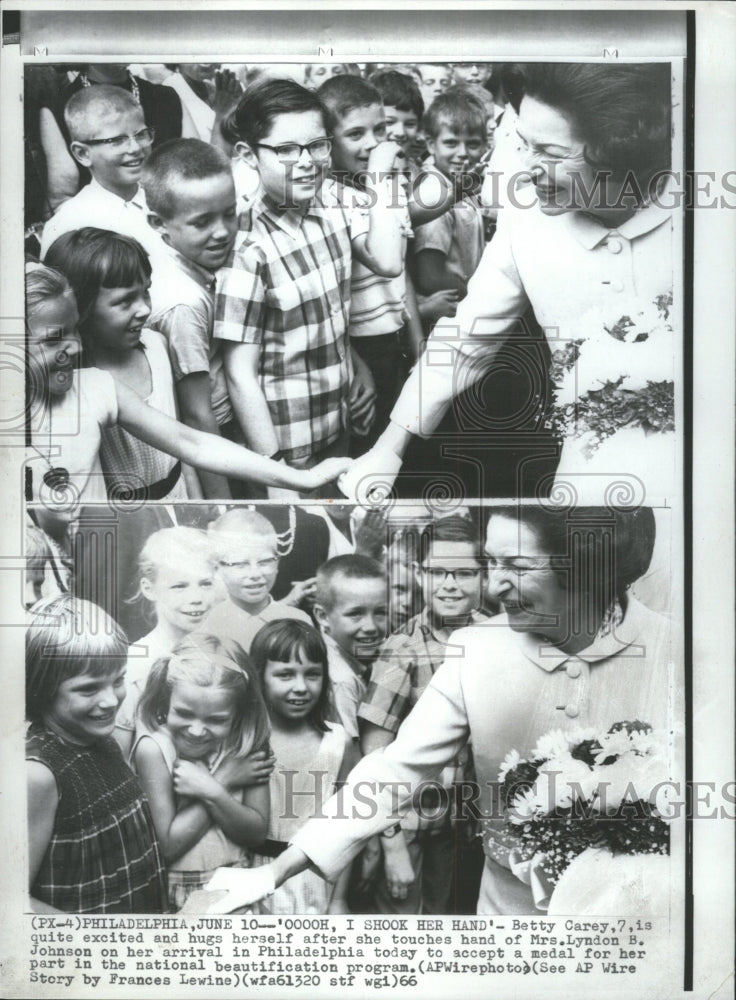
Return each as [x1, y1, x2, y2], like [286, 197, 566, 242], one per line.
[202, 509, 310, 653]
[40, 86, 164, 261]
[357, 514, 488, 914]
[214, 78, 403, 494]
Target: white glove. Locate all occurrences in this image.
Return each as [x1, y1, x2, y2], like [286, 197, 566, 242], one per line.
[187, 865, 276, 914]
[337, 446, 403, 503]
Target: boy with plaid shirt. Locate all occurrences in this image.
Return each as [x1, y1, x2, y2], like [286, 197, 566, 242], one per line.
[213, 78, 403, 495]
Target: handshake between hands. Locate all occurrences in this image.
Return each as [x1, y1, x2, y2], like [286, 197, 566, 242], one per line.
[337, 446, 403, 502]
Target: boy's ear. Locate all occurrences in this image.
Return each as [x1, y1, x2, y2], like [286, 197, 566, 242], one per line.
[234, 140, 258, 168]
[147, 212, 171, 245]
[70, 141, 93, 169]
[312, 603, 330, 633]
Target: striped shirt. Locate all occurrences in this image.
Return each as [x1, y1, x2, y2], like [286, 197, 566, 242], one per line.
[214, 180, 366, 463]
[341, 180, 412, 339]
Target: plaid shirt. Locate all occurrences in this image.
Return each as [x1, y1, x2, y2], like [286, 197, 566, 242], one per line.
[214, 180, 365, 463]
[358, 606, 489, 734]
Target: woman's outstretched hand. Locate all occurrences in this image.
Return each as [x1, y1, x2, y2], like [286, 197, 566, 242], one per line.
[337, 446, 402, 502]
[180, 865, 276, 914]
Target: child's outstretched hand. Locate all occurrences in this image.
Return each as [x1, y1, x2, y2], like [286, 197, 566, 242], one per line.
[215, 749, 276, 789]
[303, 456, 354, 491]
[173, 759, 221, 799]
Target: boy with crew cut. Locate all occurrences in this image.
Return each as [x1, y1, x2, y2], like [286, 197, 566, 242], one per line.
[413, 88, 488, 310]
[143, 138, 239, 499]
[40, 85, 164, 262]
[317, 75, 424, 450]
[213, 77, 404, 493]
[201, 508, 311, 653]
[313, 554, 388, 741]
[358, 514, 488, 914]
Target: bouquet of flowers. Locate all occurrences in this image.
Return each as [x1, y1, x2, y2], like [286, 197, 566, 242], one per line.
[546, 292, 675, 457]
[497, 721, 671, 897]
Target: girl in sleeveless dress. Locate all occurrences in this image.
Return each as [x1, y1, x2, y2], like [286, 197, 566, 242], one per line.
[133, 633, 271, 911]
[25, 594, 167, 913]
[249, 619, 358, 913]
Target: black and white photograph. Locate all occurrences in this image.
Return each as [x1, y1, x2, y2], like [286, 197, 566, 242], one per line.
[1, 3, 734, 999]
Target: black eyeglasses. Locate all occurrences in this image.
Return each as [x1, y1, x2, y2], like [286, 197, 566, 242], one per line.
[79, 127, 156, 149]
[421, 566, 482, 583]
[255, 137, 332, 163]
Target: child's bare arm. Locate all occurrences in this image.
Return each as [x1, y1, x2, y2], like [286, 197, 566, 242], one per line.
[351, 140, 405, 278]
[113, 724, 134, 761]
[408, 165, 484, 227]
[26, 761, 62, 913]
[114, 381, 351, 493]
[174, 760, 270, 847]
[221, 341, 279, 456]
[176, 372, 232, 499]
[134, 737, 212, 863]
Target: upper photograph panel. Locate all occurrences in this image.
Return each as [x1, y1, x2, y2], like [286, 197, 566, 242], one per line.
[24, 56, 683, 509]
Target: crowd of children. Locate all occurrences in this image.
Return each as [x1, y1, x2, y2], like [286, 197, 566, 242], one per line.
[25, 503, 492, 914]
[26, 62, 508, 504]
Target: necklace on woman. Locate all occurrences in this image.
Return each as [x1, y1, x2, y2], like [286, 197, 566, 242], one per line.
[80, 69, 141, 106]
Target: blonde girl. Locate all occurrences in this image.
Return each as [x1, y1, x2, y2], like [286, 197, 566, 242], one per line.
[133, 634, 271, 911]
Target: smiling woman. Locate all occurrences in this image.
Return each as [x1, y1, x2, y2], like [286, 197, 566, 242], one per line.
[340, 61, 678, 505]
[197, 503, 681, 917]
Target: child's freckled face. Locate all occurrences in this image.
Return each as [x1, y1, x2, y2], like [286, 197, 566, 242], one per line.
[263, 656, 324, 723]
[250, 110, 328, 209]
[158, 174, 238, 270]
[27, 294, 82, 399]
[167, 681, 235, 760]
[85, 280, 152, 353]
[214, 535, 279, 612]
[141, 557, 216, 634]
[383, 106, 419, 156]
[428, 123, 486, 179]
[331, 104, 387, 179]
[318, 575, 388, 663]
[45, 667, 127, 745]
[74, 108, 150, 195]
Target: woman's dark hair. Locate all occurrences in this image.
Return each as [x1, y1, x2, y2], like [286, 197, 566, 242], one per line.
[220, 77, 327, 148]
[44, 228, 151, 341]
[488, 504, 656, 610]
[249, 619, 331, 734]
[502, 62, 671, 195]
